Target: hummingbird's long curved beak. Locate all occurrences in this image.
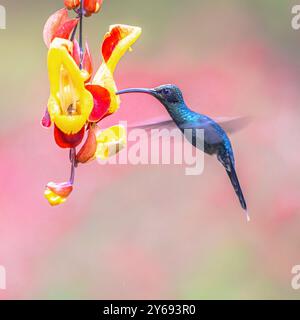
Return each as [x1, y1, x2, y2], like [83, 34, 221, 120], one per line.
[116, 88, 156, 96]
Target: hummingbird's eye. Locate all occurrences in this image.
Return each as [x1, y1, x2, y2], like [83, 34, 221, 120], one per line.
[161, 88, 172, 96]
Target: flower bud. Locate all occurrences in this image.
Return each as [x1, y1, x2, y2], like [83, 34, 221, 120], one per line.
[84, 0, 103, 16]
[44, 181, 73, 206]
[64, 0, 80, 10]
[76, 125, 97, 163]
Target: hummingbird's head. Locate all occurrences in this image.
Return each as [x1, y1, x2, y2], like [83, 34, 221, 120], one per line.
[116, 84, 184, 106]
[152, 84, 184, 104]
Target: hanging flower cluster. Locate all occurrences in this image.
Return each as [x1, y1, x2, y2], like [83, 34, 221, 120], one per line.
[42, 1, 141, 206]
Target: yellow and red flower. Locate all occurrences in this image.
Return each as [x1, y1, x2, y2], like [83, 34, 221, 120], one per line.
[44, 182, 73, 206]
[47, 38, 93, 147]
[42, 5, 142, 206]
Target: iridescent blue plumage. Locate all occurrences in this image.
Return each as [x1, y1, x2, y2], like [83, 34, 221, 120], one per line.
[117, 84, 248, 219]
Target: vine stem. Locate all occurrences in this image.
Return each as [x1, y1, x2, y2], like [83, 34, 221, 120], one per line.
[69, 148, 76, 184]
[79, 0, 84, 69]
[69, 0, 85, 184]
[70, 22, 78, 42]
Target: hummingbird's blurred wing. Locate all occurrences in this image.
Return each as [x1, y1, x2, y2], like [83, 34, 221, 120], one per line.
[128, 117, 175, 131]
[212, 116, 252, 134]
[128, 116, 251, 134]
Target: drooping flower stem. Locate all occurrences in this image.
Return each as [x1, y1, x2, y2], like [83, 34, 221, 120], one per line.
[69, 148, 76, 184]
[69, 1, 85, 183]
[70, 22, 78, 42]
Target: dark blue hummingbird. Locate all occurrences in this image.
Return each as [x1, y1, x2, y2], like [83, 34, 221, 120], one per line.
[117, 84, 249, 221]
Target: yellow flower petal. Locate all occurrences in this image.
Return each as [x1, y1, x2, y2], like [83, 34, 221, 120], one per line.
[47, 38, 93, 134]
[93, 25, 142, 115]
[44, 188, 67, 206]
[102, 24, 142, 74]
[95, 125, 127, 160]
[93, 63, 120, 115]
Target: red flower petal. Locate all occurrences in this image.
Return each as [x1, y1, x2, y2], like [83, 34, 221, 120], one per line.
[102, 26, 124, 63]
[72, 41, 92, 79]
[47, 181, 73, 198]
[83, 42, 93, 81]
[64, 0, 80, 10]
[84, 0, 103, 15]
[54, 125, 85, 148]
[72, 39, 81, 67]
[53, 18, 79, 42]
[76, 126, 97, 163]
[86, 84, 111, 122]
[41, 108, 52, 128]
[43, 8, 69, 48]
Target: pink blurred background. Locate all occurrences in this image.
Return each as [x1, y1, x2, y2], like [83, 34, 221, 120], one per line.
[0, 0, 300, 299]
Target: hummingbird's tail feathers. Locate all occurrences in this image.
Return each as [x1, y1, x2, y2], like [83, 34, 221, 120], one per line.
[225, 160, 248, 213]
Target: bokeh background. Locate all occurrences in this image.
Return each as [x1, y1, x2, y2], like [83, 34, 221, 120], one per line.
[1, 0, 300, 299]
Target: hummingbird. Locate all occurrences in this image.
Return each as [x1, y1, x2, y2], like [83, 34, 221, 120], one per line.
[117, 84, 249, 221]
